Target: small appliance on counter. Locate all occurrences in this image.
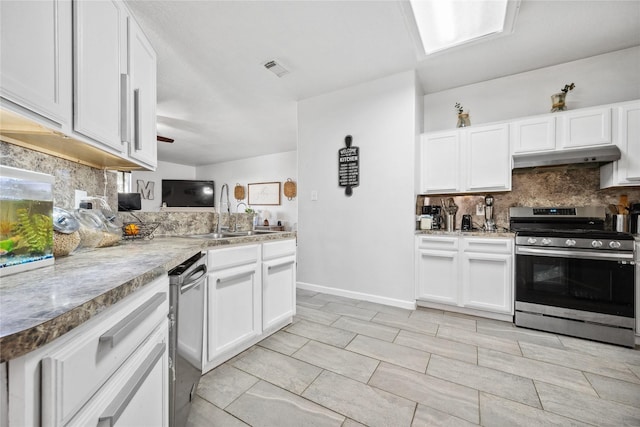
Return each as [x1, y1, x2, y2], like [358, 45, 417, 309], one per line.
[461, 214, 472, 231]
[484, 195, 496, 231]
[0, 165, 54, 276]
[629, 202, 640, 235]
[420, 205, 442, 230]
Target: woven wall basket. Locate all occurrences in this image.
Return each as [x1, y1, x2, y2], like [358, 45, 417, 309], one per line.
[234, 183, 245, 200]
[283, 178, 297, 200]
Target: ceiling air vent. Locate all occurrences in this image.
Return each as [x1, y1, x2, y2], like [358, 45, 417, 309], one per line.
[263, 60, 289, 78]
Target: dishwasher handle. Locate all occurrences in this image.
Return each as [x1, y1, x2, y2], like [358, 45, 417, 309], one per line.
[180, 264, 207, 294]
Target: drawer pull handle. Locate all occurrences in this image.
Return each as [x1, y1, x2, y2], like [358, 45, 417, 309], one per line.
[267, 260, 295, 271]
[98, 343, 165, 427]
[100, 293, 166, 348]
[216, 271, 253, 285]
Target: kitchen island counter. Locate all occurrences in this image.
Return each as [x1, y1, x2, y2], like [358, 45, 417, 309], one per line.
[0, 232, 296, 363]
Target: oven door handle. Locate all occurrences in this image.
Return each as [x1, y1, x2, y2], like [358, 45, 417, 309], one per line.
[516, 246, 635, 262]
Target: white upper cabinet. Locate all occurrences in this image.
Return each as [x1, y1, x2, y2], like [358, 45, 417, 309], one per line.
[73, 0, 126, 153]
[419, 123, 511, 194]
[0, 0, 72, 126]
[465, 124, 511, 192]
[511, 106, 612, 155]
[419, 131, 460, 194]
[127, 16, 158, 169]
[560, 106, 612, 148]
[511, 116, 556, 154]
[601, 101, 640, 188]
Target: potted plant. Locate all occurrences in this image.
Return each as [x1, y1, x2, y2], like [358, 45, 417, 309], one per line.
[455, 103, 470, 128]
[551, 83, 575, 112]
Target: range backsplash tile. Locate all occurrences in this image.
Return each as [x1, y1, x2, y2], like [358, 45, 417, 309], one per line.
[0, 141, 118, 211]
[417, 164, 640, 230]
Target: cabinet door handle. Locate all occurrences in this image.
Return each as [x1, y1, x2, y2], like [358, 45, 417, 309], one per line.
[99, 292, 166, 348]
[133, 88, 141, 151]
[267, 260, 295, 271]
[216, 270, 253, 285]
[98, 343, 165, 427]
[120, 74, 130, 144]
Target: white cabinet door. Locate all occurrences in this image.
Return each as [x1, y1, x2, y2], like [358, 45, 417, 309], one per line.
[618, 102, 640, 182]
[207, 264, 261, 364]
[0, 0, 71, 126]
[511, 116, 556, 154]
[461, 252, 513, 314]
[127, 16, 157, 169]
[416, 249, 459, 305]
[461, 237, 513, 315]
[415, 235, 459, 305]
[262, 255, 296, 332]
[465, 124, 511, 192]
[420, 131, 460, 194]
[560, 106, 612, 148]
[73, 0, 125, 152]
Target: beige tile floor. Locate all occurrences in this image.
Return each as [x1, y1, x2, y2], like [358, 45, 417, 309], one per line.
[187, 289, 640, 427]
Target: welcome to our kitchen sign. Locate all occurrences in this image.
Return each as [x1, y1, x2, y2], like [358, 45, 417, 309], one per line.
[338, 135, 359, 196]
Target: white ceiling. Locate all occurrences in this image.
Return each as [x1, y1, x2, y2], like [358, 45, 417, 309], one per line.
[124, 0, 640, 167]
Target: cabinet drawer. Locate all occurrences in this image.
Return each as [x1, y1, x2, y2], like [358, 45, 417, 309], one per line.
[66, 322, 168, 427]
[263, 239, 296, 260]
[41, 276, 169, 426]
[462, 237, 513, 254]
[416, 235, 459, 251]
[208, 244, 259, 271]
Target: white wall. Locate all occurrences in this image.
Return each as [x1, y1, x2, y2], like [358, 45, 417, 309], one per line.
[196, 151, 298, 230]
[131, 160, 196, 211]
[297, 70, 420, 308]
[424, 47, 640, 132]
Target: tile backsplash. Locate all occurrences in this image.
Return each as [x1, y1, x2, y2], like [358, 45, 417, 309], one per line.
[1, 141, 118, 211]
[417, 164, 640, 230]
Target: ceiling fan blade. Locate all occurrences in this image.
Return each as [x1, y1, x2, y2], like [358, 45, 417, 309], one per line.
[157, 135, 174, 143]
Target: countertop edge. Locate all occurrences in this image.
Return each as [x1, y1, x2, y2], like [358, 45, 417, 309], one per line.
[0, 232, 297, 363]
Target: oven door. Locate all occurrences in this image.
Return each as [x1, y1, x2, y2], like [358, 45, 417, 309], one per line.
[515, 246, 635, 318]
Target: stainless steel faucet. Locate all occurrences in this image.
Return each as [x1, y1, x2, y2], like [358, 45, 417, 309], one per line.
[217, 183, 231, 233]
[236, 202, 247, 213]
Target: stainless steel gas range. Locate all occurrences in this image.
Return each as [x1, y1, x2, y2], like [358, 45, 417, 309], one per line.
[510, 206, 636, 347]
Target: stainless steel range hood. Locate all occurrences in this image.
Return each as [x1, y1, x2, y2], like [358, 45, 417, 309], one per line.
[512, 145, 621, 169]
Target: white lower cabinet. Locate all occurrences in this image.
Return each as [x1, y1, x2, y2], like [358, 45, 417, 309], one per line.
[415, 236, 459, 305]
[203, 239, 297, 373]
[415, 235, 514, 318]
[461, 238, 513, 314]
[205, 244, 261, 370]
[8, 275, 169, 427]
[262, 239, 297, 334]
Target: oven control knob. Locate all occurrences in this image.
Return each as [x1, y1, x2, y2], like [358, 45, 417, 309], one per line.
[591, 240, 603, 248]
[541, 238, 552, 245]
[609, 241, 621, 249]
[527, 238, 537, 244]
[565, 239, 576, 247]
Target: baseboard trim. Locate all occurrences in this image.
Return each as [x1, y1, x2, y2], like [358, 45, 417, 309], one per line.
[417, 299, 514, 322]
[297, 281, 417, 310]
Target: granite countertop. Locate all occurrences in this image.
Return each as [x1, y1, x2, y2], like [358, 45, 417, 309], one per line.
[415, 229, 516, 238]
[0, 232, 296, 363]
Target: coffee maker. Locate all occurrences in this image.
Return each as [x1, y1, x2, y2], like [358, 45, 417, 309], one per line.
[421, 205, 442, 229]
[484, 195, 496, 231]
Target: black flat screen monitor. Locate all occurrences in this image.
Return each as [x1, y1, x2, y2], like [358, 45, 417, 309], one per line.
[162, 180, 215, 207]
[118, 192, 142, 211]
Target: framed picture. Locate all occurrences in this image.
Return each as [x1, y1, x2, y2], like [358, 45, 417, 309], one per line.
[248, 182, 281, 205]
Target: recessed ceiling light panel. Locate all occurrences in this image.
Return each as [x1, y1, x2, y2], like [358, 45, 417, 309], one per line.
[408, 0, 520, 55]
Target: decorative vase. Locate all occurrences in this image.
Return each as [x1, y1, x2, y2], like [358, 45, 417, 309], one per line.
[456, 113, 470, 128]
[550, 92, 567, 112]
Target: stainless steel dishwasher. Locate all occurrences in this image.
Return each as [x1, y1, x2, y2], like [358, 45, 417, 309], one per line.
[168, 252, 207, 427]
